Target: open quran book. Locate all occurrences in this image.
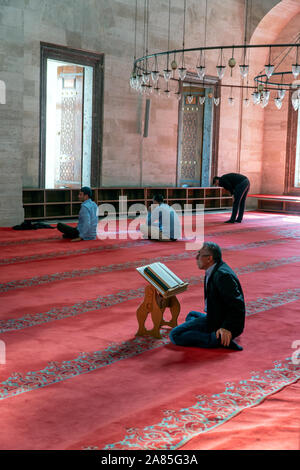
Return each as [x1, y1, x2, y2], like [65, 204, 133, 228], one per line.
[136, 262, 189, 298]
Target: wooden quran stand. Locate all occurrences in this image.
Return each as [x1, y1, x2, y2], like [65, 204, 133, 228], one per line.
[136, 285, 180, 339]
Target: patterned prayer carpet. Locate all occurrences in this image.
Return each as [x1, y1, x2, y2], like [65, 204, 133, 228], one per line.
[0, 211, 299, 450]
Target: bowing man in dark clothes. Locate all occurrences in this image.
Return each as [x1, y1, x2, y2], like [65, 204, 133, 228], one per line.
[213, 173, 250, 223]
[169, 242, 245, 351]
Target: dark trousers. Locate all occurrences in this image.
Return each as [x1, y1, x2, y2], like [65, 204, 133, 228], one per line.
[230, 179, 250, 222]
[169, 311, 220, 348]
[57, 222, 80, 239]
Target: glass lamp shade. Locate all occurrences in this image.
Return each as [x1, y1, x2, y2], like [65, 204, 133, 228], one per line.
[216, 65, 226, 79]
[292, 98, 299, 111]
[262, 90, 270, 102]
[196, 66, 205, 80]
[199, 96, 205, 105]
[243, 98, 250, 107]
[274, 98, 283, 110]
[151, 70, 160, 83]
[228, 97, 234, 106]
[174, 91, 181, 101]
[265, 64, 274, 78]
[135, 74, 143, 87]
[140, 83, 148, 94]
[260, 97, 269, 108]
[196, 66, 206, 79]
[130, 74, 137, 89]
[142, 72, 150, 84]
[292, 91, 299, 111]
[239, 64, 249, 78]
[213, 97, 220, 106]
[277, 89, 286, 100]
[164, 88, 171, 98]
[178, 67, 187, 80]
[163, 69, 172, 82]
[251, 91, 260, 104]
[187, 94, 194, 104]
[141, 83, 149, 95]
[298, 88, 300, 99]
[292, 64, 300, 79]
[153, 86, 161, 96]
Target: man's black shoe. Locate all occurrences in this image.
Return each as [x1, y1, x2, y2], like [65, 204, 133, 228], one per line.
[227, 340, 243, 351]
[216, 336, 243, 351]
[224, 220, 235, 224]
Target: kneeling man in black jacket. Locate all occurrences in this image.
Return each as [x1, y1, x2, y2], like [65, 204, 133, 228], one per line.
[170, 242, 245, 351]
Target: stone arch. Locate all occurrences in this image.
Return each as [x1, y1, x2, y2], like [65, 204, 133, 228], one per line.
[250, 0, 300, 46]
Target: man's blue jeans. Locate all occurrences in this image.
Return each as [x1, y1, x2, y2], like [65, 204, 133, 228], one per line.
[169, 311, 220, 348]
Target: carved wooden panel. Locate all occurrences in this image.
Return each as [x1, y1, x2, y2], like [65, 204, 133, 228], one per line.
[179, 96, 204, 185]
[55, 66, 83, 188]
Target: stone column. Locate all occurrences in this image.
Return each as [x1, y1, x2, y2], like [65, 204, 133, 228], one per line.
[0, 4, 24, 226]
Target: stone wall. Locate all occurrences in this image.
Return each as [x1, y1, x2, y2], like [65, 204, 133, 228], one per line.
[0, 0, 283, 225]
[0, 3, 24, 225]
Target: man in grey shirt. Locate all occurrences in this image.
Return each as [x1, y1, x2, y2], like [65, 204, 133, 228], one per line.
[57, 187, 98, 241]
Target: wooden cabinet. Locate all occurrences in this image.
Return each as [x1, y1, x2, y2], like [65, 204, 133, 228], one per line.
[22, 187, 232, 220]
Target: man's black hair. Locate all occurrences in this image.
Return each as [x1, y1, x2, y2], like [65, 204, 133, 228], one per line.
[80, 186, 93, 199]
[153, 194, 164, 204]
[203, 241, 222, 263]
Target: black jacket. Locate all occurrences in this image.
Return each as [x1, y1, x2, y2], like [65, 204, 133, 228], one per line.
[205, 261, 245, 338]
[218, 173, 249, 195]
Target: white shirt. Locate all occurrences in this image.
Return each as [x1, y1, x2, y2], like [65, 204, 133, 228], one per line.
[147, 203, 181, 239]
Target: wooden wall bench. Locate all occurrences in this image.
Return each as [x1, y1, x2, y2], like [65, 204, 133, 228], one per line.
[248, 194, 300, 215]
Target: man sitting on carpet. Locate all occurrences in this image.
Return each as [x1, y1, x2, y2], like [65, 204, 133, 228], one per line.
[57, 187, 98, 241]
[140, 194, 181, 241]
[169, 242, 245, 351]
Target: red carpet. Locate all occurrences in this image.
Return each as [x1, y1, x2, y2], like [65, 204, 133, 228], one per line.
[0, 211, 299, 450]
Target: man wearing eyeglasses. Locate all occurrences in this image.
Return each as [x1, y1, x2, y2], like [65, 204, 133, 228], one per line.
[169, 242, 245, 351]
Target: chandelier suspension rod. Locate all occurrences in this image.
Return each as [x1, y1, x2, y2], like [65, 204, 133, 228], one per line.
[133, 0, 138, 62]
[181, 0, 186, 67]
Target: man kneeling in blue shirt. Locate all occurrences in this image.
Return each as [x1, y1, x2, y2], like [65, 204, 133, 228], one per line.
[57, 187, 98, 241]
